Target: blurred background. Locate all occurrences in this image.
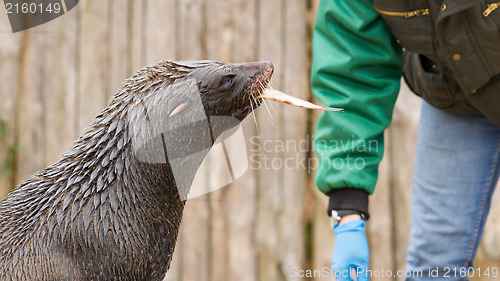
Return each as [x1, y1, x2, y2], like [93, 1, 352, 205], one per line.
[1, 0, 500, 280]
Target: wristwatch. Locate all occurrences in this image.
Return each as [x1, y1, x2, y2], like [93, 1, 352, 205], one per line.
[330, 209, 367, 227]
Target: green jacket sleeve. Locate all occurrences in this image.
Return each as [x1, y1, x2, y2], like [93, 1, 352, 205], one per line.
[311, 0, 404, 216]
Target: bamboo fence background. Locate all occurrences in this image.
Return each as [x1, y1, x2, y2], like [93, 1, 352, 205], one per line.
[1, 1, 500, 280]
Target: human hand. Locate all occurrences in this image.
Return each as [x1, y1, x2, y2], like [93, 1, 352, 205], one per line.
[331, 218, 369, 281]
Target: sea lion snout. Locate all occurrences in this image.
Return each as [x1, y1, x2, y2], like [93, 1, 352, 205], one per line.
[230, 61, 274, 79]
[254, 61, 274, 80]
[259, 61, 274, 75]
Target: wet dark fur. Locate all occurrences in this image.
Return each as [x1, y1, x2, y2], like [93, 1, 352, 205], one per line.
[0, 60, 273, 280]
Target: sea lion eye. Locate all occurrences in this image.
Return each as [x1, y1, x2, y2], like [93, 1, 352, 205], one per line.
[220, 75, 235, 89]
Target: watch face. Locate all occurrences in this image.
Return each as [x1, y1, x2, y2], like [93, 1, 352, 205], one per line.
[330, 210, 341, 228]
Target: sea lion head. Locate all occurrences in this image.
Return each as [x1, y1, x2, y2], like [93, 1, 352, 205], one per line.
[182, 60, 274, 121]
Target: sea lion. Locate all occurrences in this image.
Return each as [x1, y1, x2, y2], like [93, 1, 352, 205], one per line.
[0, 60, 273, 281]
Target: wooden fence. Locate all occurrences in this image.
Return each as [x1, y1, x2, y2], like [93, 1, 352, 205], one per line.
[1, 1, 500, 280]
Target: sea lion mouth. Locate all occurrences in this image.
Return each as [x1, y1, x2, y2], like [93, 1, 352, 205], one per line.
[248, 61, 274, 108]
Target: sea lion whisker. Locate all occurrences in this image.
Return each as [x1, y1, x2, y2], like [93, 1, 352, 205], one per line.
[268, 80, 279, 91]
[267, 95, 278, 115]
[249, 84, 259, 130]
[261, 97, 276, 128]
[251, 97, 259, 131]
[260, 82, 277, 114]
[257, 81, 277, 122]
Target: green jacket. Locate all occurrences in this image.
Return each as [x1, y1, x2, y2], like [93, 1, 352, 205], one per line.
[311, 0, 404, 216]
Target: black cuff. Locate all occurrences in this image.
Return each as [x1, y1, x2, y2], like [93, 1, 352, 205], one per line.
[327, 188, 370, 219]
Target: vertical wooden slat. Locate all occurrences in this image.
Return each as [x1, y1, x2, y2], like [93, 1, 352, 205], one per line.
[309, 98, 335, 281]
[77, 0, 109, 132]
[42, 7, 79, 167]
[0, 6, 23, 197]
[16, 28, 46, 185]
[205, 162, 229, 281]
[281, 0, 308, 279]
[108, 0, 131, 98]
[177, 0, 205, 60]
[205, 0, 232, 61]
[256, 0, 286, 280]
[224, 119, 259, 281]
[144, 0, 177, 65]
[129, 0, 146, 72]
[204, 0, 234, 281]
[226, 1, 259, 281]
[311, 186, 334, 281]
[309, 2, 335, 279]
[176, 1, 210, 281]
[367, 133, 395, 280]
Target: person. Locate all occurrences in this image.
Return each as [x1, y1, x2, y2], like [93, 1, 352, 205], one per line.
[311, 0, 500, 280]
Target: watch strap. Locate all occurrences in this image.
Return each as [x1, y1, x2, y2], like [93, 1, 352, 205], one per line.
[330, 209, 367, 227]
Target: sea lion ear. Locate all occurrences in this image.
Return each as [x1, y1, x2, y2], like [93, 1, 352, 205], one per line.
[169, 102, 189, 117]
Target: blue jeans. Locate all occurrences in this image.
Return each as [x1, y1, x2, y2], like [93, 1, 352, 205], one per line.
[405, 101, 500, 281]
